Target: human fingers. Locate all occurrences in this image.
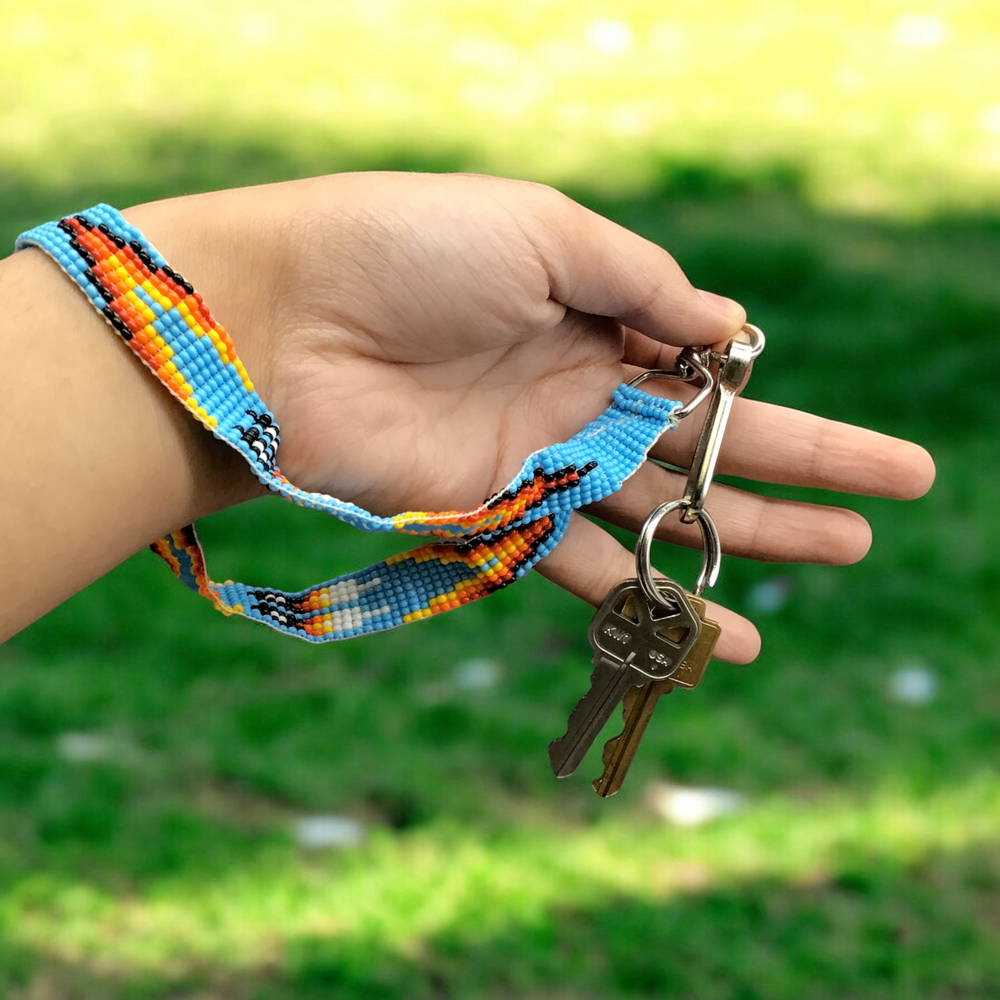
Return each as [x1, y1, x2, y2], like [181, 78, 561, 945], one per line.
[651, 395, 936, 501]
[526, 187, 747, 348]
[588, 461, 873, 565]
[536, 513, 762, 665]
[621, 334, 936, 500]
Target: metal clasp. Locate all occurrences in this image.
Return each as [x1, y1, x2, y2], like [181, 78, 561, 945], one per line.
[629, 322, 766, 603]
[627, 347, 714, 420]
[679, 323, 765, 524]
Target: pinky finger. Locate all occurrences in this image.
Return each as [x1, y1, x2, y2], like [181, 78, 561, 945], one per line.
[535, 513, 762, 665]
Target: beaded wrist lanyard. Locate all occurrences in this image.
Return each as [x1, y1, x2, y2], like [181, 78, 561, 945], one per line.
[17, 205, 682, 642]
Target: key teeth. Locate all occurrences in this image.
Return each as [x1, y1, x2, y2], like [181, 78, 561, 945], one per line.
[591, 681, 675, 798]
[592, 733, 626, 797]
[547, 692, 591, 778]
[547, 653, 633, 778]
[591, 702, 637, 797]
[548, 697, 607, 777]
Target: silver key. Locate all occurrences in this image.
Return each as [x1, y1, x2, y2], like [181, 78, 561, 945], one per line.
[548, 579, 701, 778]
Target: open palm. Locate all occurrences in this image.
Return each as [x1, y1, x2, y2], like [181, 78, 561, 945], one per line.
[129, 173, 935, 662]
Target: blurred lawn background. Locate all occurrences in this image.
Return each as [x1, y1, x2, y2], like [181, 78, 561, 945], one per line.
[1, 2, 998, 998]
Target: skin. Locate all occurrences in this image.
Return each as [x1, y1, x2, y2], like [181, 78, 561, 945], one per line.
[0, 172, 936, 658]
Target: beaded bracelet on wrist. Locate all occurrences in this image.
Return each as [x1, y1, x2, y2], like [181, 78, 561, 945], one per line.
[16, 205, 681, 641]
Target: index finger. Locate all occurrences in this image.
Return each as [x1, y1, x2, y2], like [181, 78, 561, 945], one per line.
[620, 328, 935, 500]
[655, 395, 937, 501]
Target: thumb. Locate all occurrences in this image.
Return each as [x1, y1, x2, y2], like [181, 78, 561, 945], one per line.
[534, 189, 746, 347]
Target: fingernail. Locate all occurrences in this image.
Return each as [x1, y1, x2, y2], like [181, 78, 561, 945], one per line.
[697, 288, 744, 319]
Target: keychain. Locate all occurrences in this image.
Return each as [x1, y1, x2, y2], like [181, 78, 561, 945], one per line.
[549, 326, 765, 795]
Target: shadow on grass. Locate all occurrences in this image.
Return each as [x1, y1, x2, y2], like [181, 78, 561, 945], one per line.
[1, 843, 998, 999]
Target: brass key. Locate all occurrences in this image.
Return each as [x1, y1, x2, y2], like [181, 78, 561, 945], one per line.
[664, 594, 722, 692]
[592, 593, 721, 797]
[592, 678, 675, 797]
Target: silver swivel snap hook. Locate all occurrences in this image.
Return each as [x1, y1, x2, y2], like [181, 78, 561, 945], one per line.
[680, 323, 765, 523]
[632, 322, 765, 603]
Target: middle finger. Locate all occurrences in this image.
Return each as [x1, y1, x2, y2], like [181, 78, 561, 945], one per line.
[588, 459, 873, 565]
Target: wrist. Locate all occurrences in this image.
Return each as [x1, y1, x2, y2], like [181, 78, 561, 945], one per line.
[118, 193, 285, 512]
[0, 246, 254, 638]
[122, 189, 282, 414]
[120, 194, 280, 515]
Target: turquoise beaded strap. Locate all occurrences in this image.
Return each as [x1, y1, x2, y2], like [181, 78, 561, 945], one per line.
[17, 205, 681, 640]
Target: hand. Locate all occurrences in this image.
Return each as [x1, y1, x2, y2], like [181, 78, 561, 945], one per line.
[126, 173, 935, 663]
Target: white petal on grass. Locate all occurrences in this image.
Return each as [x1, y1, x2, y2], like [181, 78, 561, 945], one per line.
[891, 15, 947, 49]
[887, 664, 938, 705]
[453, 657, 501, 690]
[57, 732, 114, 762]
[294, 815, 366, 850]
[746, 576, 791, 614]
[647, 782, 746, 827]
[586, 20, 634, 55]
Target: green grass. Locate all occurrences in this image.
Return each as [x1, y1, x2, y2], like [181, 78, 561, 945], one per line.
[2, 3, 999, 998]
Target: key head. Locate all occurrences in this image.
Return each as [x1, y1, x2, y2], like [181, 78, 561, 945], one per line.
[668, 594, 722, 690]
[588, 580, 702, 681]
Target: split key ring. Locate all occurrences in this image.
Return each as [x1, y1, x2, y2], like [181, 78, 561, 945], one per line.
[635, 498, 722, 603]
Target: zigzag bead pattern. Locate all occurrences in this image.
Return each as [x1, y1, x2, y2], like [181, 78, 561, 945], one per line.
[17, 205, 682, 641]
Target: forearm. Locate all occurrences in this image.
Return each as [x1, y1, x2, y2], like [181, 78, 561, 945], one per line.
[0, 246, 257, 641]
